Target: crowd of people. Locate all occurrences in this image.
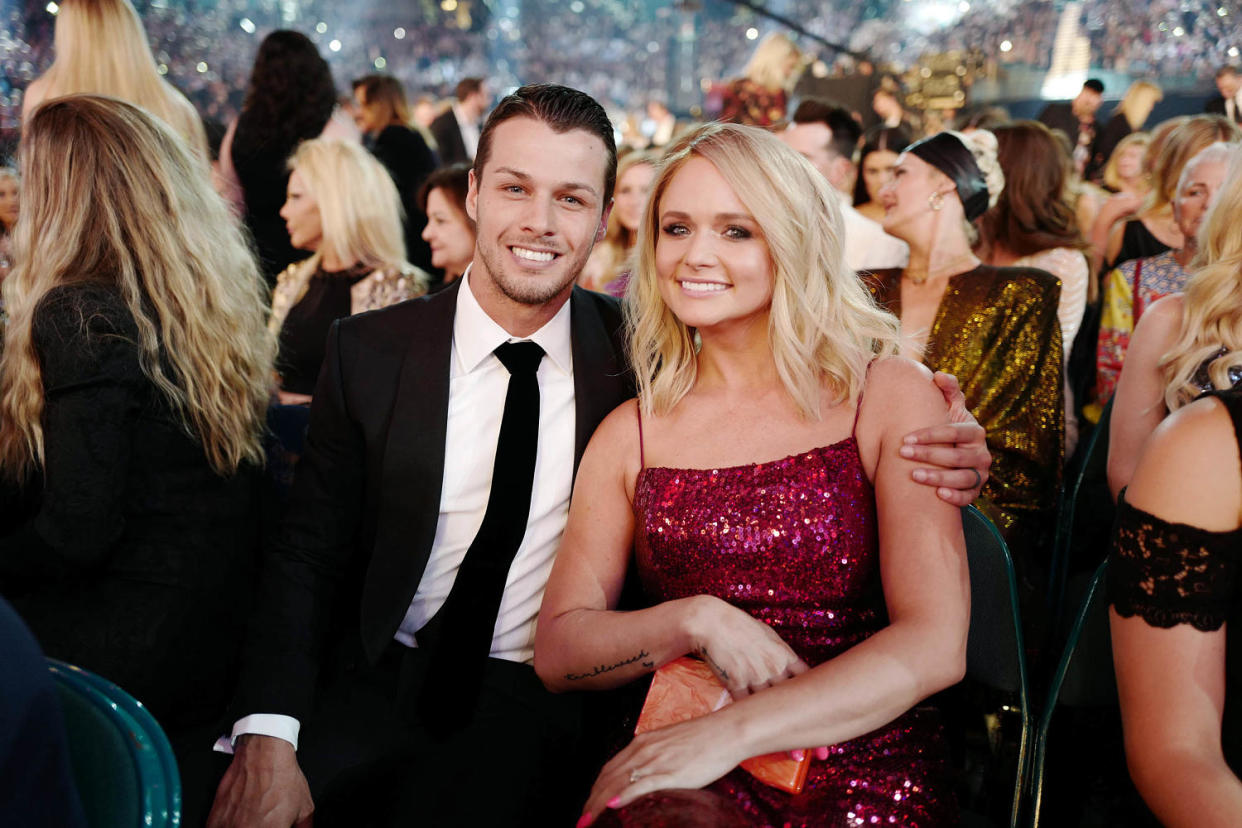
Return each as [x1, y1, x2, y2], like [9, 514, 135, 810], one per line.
[4, 0, 1242, 827]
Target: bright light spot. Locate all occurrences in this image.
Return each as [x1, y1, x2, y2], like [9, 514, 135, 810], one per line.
[647, 41, 660, 52]
[239, 17, 255, 33]
[746, 27, 759, 40]
[958, 1, 970, 11]
[1158, 21, 1169, 31]
[569, 0, 584, 11]
[157, 63, 168, 75]
[196, 61, 208, 73]
[329, 39, 342, 52]
[1000, 39, 1013, 52]
[374, 56, 387, 69]
[46, 1, 58, 13]
[1173, 26, 1185, 35]
[315, 21, 328, 34]
[394, 27, 406, 38]
[1231, 46, 1240, 56]
[442, 0, 458, 9]
[1220, 6, 1229, 14]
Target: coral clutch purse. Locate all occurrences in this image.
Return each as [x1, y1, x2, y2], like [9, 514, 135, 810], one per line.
[634, 656, 810, 794]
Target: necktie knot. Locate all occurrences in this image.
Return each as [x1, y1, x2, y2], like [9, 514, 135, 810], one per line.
[495, 341, 545, 375]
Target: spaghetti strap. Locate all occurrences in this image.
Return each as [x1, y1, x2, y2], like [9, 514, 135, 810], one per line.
[851, 359, 876, 439]
[636, 400, 646, 470]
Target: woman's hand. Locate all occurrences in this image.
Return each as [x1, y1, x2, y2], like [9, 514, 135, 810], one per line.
[577, 716, 745, 827]
[898, 371, 990, 505]
[686, 595, 809, 699]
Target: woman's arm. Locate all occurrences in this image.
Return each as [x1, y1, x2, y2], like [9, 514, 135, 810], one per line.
[535, 401, 808, 697]
[581, 359, 969, 817]
[1110, 397, 1242, 827]
[1106, 294, 1181, 498]
[1090, 193, 1142, 274]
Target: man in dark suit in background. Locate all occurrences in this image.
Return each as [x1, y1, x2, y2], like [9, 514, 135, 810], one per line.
[1038, 78, 1105, 177]
[1205, 65, 1242, 123]
[430, 77, 490, 166]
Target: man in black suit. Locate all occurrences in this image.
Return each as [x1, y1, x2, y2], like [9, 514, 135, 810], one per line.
[430, 77, 490, 166]
[208, 84, 991, 828]
[207, 84, 630, 828]
[1038, 78, 1104, 177]
[1205, 65, 1242, 123]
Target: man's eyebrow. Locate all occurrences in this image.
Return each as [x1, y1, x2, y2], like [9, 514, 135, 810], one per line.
[491, 166, 600, 197]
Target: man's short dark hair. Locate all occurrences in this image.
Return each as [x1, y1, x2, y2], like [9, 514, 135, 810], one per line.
[1216, 66, 1239, 79]
[1083, 78, 1105, 94]
[791, 98, 862, 162]
[455, 77, 485, 101]
[474, 83, 618, 204]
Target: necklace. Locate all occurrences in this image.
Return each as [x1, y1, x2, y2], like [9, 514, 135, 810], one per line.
[902, 254, 980, 285]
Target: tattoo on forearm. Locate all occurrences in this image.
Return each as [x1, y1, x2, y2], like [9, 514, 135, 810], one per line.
[565, 650, 654, 681]
[695, 645, 728, 681]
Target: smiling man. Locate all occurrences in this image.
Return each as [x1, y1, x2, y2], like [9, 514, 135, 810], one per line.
[207, 84, 631, 828]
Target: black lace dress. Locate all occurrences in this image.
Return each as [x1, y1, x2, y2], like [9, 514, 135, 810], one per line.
[0, 284, 262, 729]
[1108, 387, 1242, 771]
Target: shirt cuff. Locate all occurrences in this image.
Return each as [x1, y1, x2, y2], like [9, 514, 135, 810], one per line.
[212, 714, 301, 754]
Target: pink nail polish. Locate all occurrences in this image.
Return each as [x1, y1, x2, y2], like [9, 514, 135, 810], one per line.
[790, 749, 805, 761]
[576, 813, 593, 828]
[816, 746, 830, 760]
[607, 796, 623, 809]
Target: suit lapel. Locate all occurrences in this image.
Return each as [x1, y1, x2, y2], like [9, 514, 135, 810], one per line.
[570, 288, 627, 478]
[364, 281, 459, 655]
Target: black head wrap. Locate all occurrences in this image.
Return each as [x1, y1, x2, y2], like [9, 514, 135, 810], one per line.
[906, 132, 991, 221]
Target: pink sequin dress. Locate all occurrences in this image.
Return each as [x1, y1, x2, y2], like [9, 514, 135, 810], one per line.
[632, 433, 956, 826]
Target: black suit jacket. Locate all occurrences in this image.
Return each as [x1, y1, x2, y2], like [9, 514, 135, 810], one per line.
[369, 124, 438, 274]
[430, 109, 471, 166]
[235, 280, 633, 721]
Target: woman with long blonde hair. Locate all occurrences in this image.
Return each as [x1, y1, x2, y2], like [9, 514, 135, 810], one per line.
[579, 150, 657, 294]
[21, 0, 208, 158]
[1106, 144, 1242, 497]
[536, 123, 968, 826]
[0, 96, 272, 759]
[1088, 81, 1163, 182]
[272, 138, 427, 405]
[719, 32, 801, 126]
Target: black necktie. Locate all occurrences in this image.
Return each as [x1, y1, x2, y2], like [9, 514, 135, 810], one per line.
[416, 340, 545, 736]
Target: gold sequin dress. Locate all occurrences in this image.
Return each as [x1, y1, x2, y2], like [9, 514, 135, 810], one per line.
[867, 265, 1065, 560]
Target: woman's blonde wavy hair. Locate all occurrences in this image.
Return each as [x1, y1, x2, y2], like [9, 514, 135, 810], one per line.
[744, 32, 801, 92]
[29, 0, 208, 157]
[1142, 115, 1239, 214]
[626, 122, 901, 420]
[1160, 146, 1242, 410]
[592, 151, 658, 283]
[0, 95, 275, 480]
[286, 138, 413, 279]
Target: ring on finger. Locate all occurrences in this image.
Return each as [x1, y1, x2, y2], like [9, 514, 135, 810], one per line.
[629, 769, 643, 783]
[970, 467, 982, 490]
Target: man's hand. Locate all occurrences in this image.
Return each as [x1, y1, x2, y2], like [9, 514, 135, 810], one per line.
[899, 372, 990, 507]
[207, 734, 314, 828]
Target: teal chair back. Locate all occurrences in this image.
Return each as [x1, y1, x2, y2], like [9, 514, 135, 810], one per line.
[1029, 558, 1114, 826]
[962, 505, 1031, 828]
[47, 660, 181, 828]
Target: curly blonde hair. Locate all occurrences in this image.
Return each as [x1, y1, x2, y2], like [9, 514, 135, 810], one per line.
[627, 122, 901, 420]
[1160, 147, 1242, 410]
[0, 95, 274, 479]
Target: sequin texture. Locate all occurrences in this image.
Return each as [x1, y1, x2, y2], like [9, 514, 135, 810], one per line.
[633, 439, 957, 826]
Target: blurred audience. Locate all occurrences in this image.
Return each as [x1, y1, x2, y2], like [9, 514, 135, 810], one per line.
[1039, 79, 1105, 177]
[20, 0, 208, 159]
[580, 150, 656, 294]
[853, 125, 911, 224]
[217, 30, 357, 285]
[1087, 81, 1163, 183]
[1107, 145, 1242, 497]
[719, 32, 801, 127]
[0, 167, 16, 283]
[430, 77, 489, 165]
[353, 74, 437, 274]
[418, 162, 476, 288]
[272, 139, 428, 406]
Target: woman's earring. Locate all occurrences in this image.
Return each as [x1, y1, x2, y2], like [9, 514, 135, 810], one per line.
[928, 191, 944, 211]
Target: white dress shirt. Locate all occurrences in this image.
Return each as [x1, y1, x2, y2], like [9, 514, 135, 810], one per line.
[220, 269, 577, 751]
[453, 101, 481, 160]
